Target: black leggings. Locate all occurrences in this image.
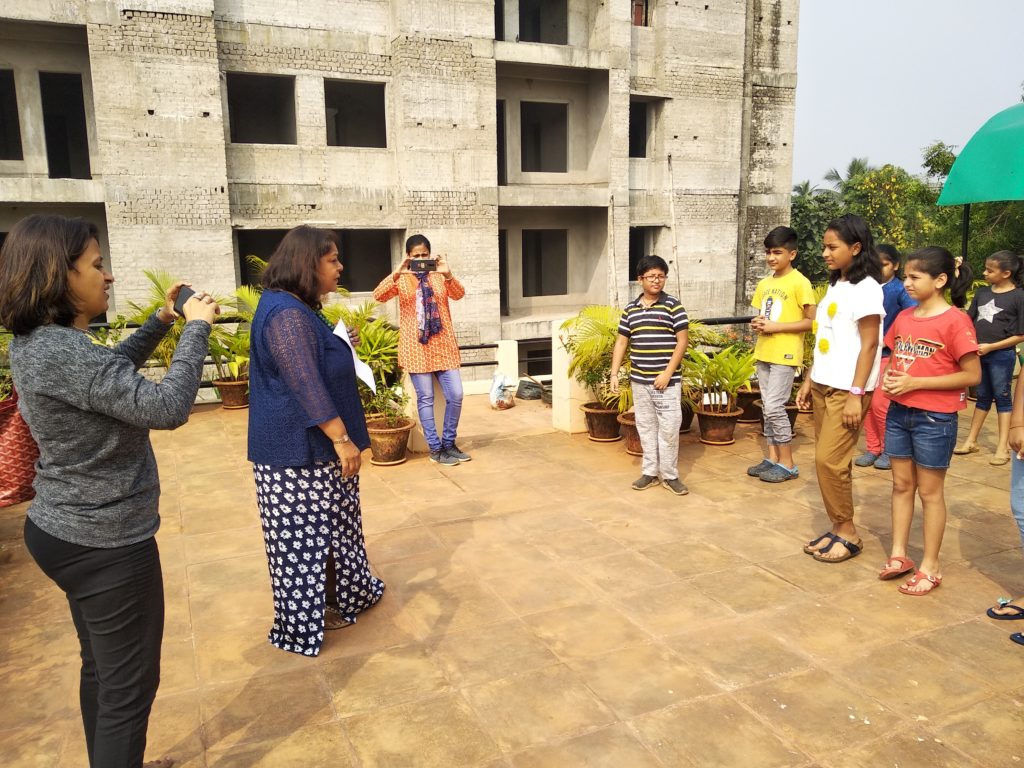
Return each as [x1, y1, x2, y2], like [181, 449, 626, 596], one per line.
[24, 518, 164, 768]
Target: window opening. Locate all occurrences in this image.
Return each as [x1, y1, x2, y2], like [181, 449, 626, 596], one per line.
[325, 80, 386, 148]
[337, 230, 392, 292]
[519, 0, 568, 44]
[0, 70, 23, 161]
[629, 100, 650, 158]
[226, 73, 296, 144]
[522, 229, 568, 297]
[39, 72, 90, 179]
[520, 102, 567, 173]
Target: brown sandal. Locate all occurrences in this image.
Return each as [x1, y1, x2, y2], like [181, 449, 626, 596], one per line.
[325, 606, 354, 631]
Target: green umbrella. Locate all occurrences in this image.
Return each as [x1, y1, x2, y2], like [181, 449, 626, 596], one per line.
[938, 102, 1024, 205]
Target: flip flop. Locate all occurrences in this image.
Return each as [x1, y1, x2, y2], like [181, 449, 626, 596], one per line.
[1011, 633, 1024, 647]
[990, 454, 1011, 466]
[987, 604, 1024, 620]
[813, 535, 862, 563]
[878, 556, 916, 581]
[898, 570, 942, 596]
[803, 531, 838, 556]
[953, 444, 980, 455]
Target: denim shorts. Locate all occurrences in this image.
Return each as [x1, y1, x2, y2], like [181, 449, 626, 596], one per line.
[884, 401, 958, 470]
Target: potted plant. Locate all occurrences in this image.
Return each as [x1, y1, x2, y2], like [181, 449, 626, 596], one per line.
[363, 381, 415, 465]
[683, 345, 757, 445]
[561, 306, 623, 442]
[208, 286, 259, 409]
[0, 329, 40, 507]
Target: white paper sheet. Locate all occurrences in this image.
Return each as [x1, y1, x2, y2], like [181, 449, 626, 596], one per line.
[333, 319, 376, 393]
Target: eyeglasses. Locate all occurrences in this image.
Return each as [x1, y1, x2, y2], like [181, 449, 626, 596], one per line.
[640, 274, 666, 282]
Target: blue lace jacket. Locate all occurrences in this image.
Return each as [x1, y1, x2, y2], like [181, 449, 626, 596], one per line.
[247, 290, 369, 466]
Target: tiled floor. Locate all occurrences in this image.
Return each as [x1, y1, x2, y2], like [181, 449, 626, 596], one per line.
[2, 396, 1023, 767]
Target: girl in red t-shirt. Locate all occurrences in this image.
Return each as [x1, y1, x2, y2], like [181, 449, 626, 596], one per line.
[878, 247, 981, 595]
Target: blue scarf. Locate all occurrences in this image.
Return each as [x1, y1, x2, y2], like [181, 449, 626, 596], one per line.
[416, 272, 442, 344]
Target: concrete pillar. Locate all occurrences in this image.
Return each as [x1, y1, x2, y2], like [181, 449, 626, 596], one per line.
[551, 316, 589, 434]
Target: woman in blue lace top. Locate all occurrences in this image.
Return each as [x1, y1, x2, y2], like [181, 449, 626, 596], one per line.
[247, 225, 385, 656]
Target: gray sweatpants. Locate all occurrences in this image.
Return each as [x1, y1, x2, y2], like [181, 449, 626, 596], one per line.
[755, 361, 797, 446]
[633, 382, 682, 479]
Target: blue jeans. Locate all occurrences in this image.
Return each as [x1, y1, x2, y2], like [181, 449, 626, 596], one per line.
[884, 401, 958, 470]
[409, 370, 463, 452]
[1013, 455, 1024, 550]
[976, 347, 1015, 412]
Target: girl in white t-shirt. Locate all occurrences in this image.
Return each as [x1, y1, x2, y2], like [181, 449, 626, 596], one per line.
[796, 214, 885, 563]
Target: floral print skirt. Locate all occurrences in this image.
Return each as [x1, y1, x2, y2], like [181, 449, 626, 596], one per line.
[253, 460, 385, 656]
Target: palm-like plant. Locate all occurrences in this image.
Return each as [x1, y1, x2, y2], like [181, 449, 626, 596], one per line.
[126, 271, 233, 371]
[824, 157, 873, 195]
[682, 345, 756, 415]
[561, 305, 621, 405]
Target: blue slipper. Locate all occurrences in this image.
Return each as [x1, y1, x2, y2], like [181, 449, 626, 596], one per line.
[803, 531, 837, 556]
[1011, 633, 1024, 646]
[988, 604, 1024, 620]
[813, 535, 862, 563]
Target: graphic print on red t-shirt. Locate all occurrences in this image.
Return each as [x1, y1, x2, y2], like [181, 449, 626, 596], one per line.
[891, 335, 944, 374]
[884, 307, 979, 413]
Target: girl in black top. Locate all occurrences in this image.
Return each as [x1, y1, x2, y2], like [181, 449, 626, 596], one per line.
[955, 251, 1024, 464]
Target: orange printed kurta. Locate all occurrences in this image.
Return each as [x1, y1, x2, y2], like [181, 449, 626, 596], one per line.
[372, 272, 465, 374]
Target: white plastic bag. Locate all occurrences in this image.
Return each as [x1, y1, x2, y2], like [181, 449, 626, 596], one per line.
[489, 372, 516, 410]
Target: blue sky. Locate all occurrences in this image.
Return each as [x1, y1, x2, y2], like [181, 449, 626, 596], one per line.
[792, 0, 1023, 186]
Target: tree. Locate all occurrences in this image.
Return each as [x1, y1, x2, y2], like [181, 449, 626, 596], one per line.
[824, 157, 873, 196]
[843, 164, 937, 252]
[789, 187, 843, 284]
[922, 141, 957, 180]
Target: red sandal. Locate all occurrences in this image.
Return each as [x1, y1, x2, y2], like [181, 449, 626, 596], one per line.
[898, 570, 941, 596]
[878, 556, 915, 581]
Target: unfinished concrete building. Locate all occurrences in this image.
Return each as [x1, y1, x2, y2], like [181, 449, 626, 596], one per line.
[0, 0, 798, 375]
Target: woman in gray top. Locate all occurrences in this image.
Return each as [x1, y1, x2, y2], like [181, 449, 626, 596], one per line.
[0, 214, 218, 768]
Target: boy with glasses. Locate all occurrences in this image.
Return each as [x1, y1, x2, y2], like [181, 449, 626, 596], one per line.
[610, 255, 690, 494]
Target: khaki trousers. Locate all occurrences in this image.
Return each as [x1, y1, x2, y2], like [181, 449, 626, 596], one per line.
[810, 382, 873, 525]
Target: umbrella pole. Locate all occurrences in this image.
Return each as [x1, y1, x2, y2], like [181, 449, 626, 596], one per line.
[960, 203, 971, 259]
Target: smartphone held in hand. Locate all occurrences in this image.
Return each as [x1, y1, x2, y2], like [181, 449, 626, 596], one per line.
[409, 258, 436, 272]
[173, 286, 196, 317]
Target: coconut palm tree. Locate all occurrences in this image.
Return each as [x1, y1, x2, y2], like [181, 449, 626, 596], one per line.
[824, 157, 873, 194]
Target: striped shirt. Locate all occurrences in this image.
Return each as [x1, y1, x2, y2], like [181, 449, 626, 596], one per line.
[618, 292, 689, 385]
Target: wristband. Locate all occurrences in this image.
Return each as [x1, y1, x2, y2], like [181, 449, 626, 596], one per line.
[849, 386, 865, 396]
[332, 435, 350, 445]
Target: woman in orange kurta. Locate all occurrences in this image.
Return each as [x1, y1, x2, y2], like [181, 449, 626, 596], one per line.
[372, 234, 468, 465]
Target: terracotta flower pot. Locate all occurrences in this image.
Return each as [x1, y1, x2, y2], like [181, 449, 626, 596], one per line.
[695, 407, 744, 446]
[753, 399, 800, 431]
[581, 402, 622, 442]
[736, 388, 762, 424]
[366, 417, 415, 466]
[213, 378, 249, 409]
[617, 412, 642, 456]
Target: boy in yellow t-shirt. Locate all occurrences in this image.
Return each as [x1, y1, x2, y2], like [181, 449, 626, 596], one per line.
[747, 226, 817, 483]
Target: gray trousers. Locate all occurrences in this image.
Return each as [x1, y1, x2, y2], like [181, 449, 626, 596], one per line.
[633, 382, 682, 479]
[755, 361, 796, 446]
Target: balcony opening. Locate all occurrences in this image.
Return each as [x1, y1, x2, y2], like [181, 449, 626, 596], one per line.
[236, 229, 289, 285]
[499, 229, 509, 315]
[494, 0, 505, 40]
[629, 99, 651, 158]
[519, 0, 568, 45]
[325, 80, 386, 148]
[522, 229, 567, 297]
[0, 70, 23, 161]
[336, 230, 392, 292]
[496, 100, 507, 185]
[629, 226, 661, 279]
[632, 0, 651, 26]
[520, 101, 567, 173]
[39, 72, 90, 179]
[226, 73, 296, 145]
